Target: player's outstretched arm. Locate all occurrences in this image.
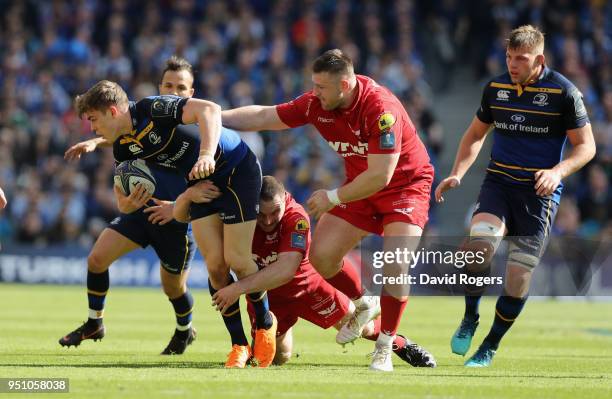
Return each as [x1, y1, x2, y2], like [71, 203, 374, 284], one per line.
[181, 99, 222, 180]
[435, 116, 491, 202]
[534, 123, 596, 196]
[172, 181, 221, 223]
[64, 137, 111, 161]
[211, 252, 302, 314]
[222, 105, 290, 132]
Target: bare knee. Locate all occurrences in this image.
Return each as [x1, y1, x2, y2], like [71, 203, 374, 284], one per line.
[309, 244, 341, 278]
[161, 276, 185, 299]
[224, 249, 256, 278]
[87, 251, 110, 274]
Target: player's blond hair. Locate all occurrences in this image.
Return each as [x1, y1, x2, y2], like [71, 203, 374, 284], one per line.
[507, 25, 545, 53]
[75, 80, 129, 117]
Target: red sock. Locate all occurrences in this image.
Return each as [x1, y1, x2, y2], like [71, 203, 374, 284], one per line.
[362, 317, 408, 352]
[325, 258, 363, 300]
[380, 295, 407, 337]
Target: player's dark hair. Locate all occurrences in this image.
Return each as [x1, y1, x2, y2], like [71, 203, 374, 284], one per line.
[161, 55, 194, 82]
[75, 80, 128, 117]
[312, 49, 354, 76]
[507, 25, 545, 52]
[261, 175, 285, 202]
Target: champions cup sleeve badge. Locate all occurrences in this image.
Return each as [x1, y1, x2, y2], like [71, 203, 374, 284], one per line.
[378, 113, 396, 149]
[290, 232, 306, 249]
[295, 218, 309, 231]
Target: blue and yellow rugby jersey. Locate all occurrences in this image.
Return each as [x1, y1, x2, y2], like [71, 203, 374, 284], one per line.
[476, 67, 589, 202]
[113, 95, 248, 178]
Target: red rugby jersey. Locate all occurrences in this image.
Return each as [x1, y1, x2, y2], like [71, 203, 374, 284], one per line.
[252, 193, 318, 299]
[276, 75, 433, 190]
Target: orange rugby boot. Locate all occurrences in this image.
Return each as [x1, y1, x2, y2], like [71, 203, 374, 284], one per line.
[252, 311, 277, 368]
[224, 344, 252, 368]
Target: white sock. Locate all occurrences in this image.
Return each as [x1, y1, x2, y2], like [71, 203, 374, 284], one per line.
[377, 332, 395, 347]
[176, 322, 192, 331]
[353, 296, 365, 308]
[88, 309, 104, 319]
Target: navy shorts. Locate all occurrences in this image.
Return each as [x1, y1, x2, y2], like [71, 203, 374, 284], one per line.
[108, 212, 195, 274]
[473, 175, 559, 258]
[190, 148, 262, 224]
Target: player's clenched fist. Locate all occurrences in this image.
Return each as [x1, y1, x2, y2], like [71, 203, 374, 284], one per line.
[434, 176, 461, 203]
[534, 169, 561, 197]
[307, 189, 335, 220]
[189, 153, 215, 180]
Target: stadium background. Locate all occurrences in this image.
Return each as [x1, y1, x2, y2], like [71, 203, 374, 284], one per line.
[0, 1, 611, 398]
[0, 0, 610, 291]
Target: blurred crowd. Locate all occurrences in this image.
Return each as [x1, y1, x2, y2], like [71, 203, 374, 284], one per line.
[0, 0, 610, 247]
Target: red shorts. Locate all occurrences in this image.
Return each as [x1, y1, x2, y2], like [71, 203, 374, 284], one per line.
[248, 277, 350, 337]
[329, 172, 433, 235]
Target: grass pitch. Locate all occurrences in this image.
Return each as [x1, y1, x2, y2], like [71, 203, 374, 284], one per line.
[0, 283, 610, 398]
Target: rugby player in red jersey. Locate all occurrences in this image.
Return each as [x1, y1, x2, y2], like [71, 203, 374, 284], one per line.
[222, 53, 434, 371]
[200, 176, 434, 367]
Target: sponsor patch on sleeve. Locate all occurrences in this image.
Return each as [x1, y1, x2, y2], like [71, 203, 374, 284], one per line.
[377, 112, 396, 132]
[295, 218, 309, 231]
[290, 232, 306, 249]
[151, 97, 180, 118]
[379, 131, 396, 149]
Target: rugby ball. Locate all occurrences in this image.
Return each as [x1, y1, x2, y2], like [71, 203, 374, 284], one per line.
[114, 159, 156, 196]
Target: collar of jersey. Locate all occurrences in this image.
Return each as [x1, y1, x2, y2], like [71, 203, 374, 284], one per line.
[127, 101, 138, 135]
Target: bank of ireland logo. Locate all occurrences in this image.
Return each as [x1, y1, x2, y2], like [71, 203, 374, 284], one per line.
[533, 93, 548, 106]
[511, 114, 525, 123]
[496, 90, 510, 100]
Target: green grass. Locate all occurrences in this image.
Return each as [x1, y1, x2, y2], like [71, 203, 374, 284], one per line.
[0, 283, 611, 398]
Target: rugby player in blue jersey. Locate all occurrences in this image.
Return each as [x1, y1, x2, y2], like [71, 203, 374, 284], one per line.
[435, 25, 595, 367]
[61, 58, 276, 367]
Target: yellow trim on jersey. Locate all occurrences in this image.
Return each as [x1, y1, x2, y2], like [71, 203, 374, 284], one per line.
[486, 168, 533, 182]
[525, 86, 562, 94]
[490, 82, 562, 94]
[179, 234, 189, 274]
[141, 127, 176, 159]
[491, 160, 541, 172]
[544, 198, 552, 239]
[490, 105, 561, 116]
[226, 186, 245, 222]
[490, 82, 516, 90]
[119, 136, 143, 147]
[135, 121, 154, 142]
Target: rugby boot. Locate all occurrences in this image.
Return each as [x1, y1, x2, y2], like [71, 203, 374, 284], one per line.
[394, 335, 437, 367]
[161, 326, 197, 355]
[451, 318, 479, 355]
[252, 311, 277, 367]
[225, 344, 252, 368]
[59, 320, 105, 347]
